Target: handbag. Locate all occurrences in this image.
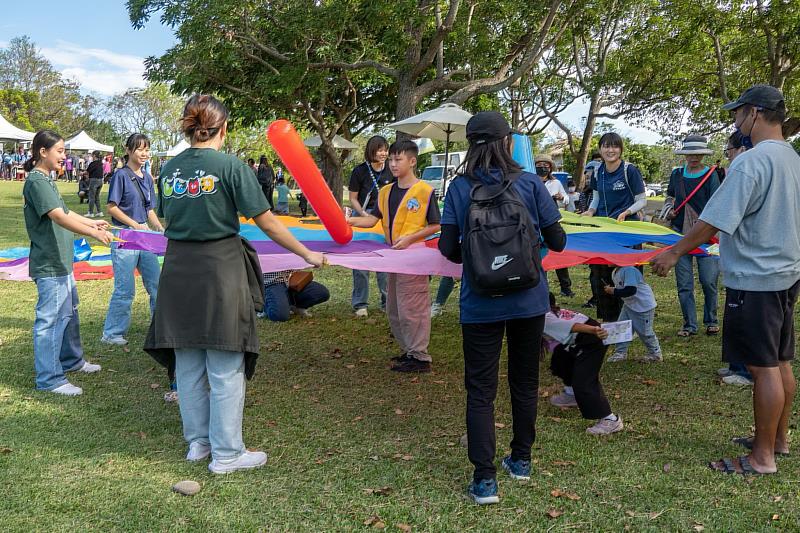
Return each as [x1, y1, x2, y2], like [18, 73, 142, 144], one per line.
[288, 271, 313, 292]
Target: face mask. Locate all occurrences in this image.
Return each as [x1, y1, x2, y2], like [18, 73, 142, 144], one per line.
[535, 166, 550, 177]
[735, 109, 757, 149]
[568, 187, 576, 193]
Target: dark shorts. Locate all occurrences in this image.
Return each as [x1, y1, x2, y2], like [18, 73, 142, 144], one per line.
[722, 280, 800, 368]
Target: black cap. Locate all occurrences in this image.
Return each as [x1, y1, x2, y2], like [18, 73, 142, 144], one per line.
[722, 84, 785, 112]
[466, 111, 514, 145]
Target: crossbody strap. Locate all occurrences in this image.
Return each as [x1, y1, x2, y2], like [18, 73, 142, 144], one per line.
[673, 165, 716, 214]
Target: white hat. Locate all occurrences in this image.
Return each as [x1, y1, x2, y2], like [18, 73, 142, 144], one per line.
[675, 134, 713, 155]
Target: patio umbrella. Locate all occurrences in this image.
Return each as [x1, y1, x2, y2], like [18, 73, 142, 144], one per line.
[387, 103, 473, 192]
[304, 134, 359, 150]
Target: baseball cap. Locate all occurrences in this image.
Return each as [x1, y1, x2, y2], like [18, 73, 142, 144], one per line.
[722, 84, 785, 112]
[466, 111, 516, 145]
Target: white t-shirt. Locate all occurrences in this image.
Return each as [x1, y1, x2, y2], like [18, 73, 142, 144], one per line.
[543, 178, 568, 209]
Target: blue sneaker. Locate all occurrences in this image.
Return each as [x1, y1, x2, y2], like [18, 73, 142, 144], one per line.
[467, 478, 499, 505]
[502, 455, 531, 481]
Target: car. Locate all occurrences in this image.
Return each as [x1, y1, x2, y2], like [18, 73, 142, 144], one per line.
[420, 165, 456, 196]
[645, 187, 657, 197]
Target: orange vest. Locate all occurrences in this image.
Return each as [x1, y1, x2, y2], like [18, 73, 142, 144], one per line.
[377, 180, 434, 245]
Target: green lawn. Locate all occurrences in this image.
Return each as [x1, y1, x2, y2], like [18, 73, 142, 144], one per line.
[0, 180, 797, 531]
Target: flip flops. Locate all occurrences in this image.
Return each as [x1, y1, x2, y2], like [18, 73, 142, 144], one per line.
[706, 326, 720, 335]
[677, 329, 696, 337]
[732, 436, 790, 456]
[709, 455, 770, 476]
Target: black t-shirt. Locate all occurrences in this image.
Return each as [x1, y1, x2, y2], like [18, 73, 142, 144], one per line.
[87, 160, 104, 182]
[257, 164, 274, 186]
[373, 182, 441, 230]
[348, 162, 394, 211]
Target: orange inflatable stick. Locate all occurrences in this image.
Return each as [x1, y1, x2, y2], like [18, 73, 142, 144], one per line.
[267, 120, 353, 244]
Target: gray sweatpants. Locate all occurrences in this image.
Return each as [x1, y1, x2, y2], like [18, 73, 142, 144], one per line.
[386, 273, 431, 362]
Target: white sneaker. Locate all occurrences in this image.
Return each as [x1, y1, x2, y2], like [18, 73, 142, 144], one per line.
[722, 374, 754, 386]
[96, 211, 103, 217]
[100, 335, 128, 346]
[354, 308, 368, 318]
[78, 361, 101, 373]
[208, 450, 268, 474]
[587, 415, 624, 435]
[290, 306, 312, 318]
[51, 383, 83, 396]
[717, 367, 733, 377]
[643, 352, 663, 363]
[607, 352, 627, 362]
[430, 303, 443, 317]
[85, 212, 94, 218]
[549, 392, 578, 408]
[186, 441, 211, 462]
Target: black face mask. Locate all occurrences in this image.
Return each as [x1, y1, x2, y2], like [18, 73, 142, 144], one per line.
[535, 166, 550, 177]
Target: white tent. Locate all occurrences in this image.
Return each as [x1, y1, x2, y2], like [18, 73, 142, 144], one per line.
[65, 130, 113, 152]
[304, 134, 359, 150]
[157, 139, 190, 158]
[0, 113, 35, 142]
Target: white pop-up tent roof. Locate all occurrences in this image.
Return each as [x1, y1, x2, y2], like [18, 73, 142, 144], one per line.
[0, 113, 35, 142]
[156, 139, 190, 157]
[65, 130, 113, 152]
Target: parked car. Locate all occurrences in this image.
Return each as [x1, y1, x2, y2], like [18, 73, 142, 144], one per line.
[645, 183, 662, 197]
[420, 165, 456, 196]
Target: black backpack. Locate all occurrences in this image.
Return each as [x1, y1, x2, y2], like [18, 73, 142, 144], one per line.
[462, 172, 541, 296]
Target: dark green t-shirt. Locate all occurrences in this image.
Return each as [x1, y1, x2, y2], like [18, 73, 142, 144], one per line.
[157, 148, 270, 241]
[22, 170, 74, 278]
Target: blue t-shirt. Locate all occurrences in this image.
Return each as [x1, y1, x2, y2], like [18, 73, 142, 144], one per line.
[590, 161, 645, 218]
[107, 166, 156, 226]
[441, 169, 561, 324]
[612, 266, 656, 313]
[276, 183, 290, 203]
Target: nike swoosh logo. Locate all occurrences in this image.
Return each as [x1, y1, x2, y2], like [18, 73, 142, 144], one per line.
[491, 258, 513, 271]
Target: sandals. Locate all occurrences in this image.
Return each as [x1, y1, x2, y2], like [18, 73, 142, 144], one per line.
[677, 329, 696, 337]
[709, 455, 770, 476]
[706, 326, 720, 335]
[732, 436, 790, 456]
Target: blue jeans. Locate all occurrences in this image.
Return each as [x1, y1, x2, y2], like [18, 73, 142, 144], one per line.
[675, 254, 719, 333]
[264, 281, 330, 322]
[729, 362, 753, 379]
[175, 348, 246, 460]
[33, 275, 86, 390]
[435, 276, 455, 306]
[102, 241, 160, 340]
[613, 306, 661, 356]
[351, 269, 387, 310]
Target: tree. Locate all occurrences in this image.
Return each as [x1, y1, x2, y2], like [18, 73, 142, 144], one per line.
[104, 82, 184, 152]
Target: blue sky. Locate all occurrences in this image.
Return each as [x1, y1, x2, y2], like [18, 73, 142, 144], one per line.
[3, 1, 661, 143]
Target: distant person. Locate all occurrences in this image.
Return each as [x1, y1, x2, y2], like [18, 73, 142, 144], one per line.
[86, 150, 104, 217]
[63, 153, 74, 182]
[274, 177, 291, 214]
[535, 153, 573, 297]
[256, 155, 275, 210]
[259, 270, 330, 321]
[715, 159, 726, 183]
[101, 133, 163, 347]
[22, 130, 112, 395]
[347, 135, 394, 317]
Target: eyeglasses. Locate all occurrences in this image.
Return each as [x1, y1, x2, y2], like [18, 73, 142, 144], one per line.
[723, 148, 730, 157]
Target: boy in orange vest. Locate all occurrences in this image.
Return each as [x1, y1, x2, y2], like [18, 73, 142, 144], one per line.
[347, 140, 441, 372]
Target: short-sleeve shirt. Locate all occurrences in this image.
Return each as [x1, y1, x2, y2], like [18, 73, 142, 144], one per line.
[276, 184, 290, 203]
[612, 266, 656, 313]
[371, 182, 441, 228]
[590, 161, 645, 218]
[348, 162, 394, 212]
[107, 166, 156, 226]
[22, 170, 74, 278]
[699, 140, 800, 291]
[666, 165, 720, 233]
[441, 169, 562, 324]
[157, 148, 270, 241]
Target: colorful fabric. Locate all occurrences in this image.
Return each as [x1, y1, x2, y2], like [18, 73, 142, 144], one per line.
[1, 212, 714, 282]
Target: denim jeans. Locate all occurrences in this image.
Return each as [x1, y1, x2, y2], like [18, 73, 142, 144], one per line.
[33, 275, 86, 390]
[613, 306, 661, 356]
[351, 269, 387, 310]
[102, 241, 160, 340]
[175, 348, 246, 460]
[435, 276, 455, 306]
[729, 362, 753, 379]
[675, 254, 719, 333]
[263, 281, 330, 322]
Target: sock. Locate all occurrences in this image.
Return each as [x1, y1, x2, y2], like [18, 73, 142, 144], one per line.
[563, 386, 575, 396]
[603, 413, 618, 422]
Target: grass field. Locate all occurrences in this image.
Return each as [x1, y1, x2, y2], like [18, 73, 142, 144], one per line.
[0, 180, 798, 531]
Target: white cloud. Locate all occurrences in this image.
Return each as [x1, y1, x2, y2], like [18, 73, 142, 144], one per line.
[39, 40, 147, 96]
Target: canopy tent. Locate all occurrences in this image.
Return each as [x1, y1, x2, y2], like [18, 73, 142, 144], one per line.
[304, 134, 359, 150]
[156, 139, 190, 158]
[65, 131, 113, 153]
[0, 113, 35, 142]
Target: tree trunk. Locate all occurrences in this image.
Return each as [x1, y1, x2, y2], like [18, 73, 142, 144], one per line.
[318, 142, 344, 206]
[394, 78, 419, 141]
[573, 94, 600, 188]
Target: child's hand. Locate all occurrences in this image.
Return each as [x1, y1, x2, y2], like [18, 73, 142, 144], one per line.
[92, 219, 110, 230]
[391, 236, 414, 250]
[603, 285, 615, 295]
[592, 326, 609, 339]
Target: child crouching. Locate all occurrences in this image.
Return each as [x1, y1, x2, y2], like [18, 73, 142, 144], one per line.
[545, 294, 623, 435]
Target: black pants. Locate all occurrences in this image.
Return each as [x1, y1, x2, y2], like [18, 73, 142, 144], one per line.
[261, 184, 274, 210]
[550, 327, 611, 420]
[589, 264, 621, 321]
[555, 268, 572, 293]
[462, 315, 544, 481]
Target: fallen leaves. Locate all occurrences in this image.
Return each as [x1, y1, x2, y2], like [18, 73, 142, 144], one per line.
[362, 486, 393, 496]
[662, 463, 671, 473]
[545, 509, 564, 519]
[552, 460, 576, 467]
[394, 408, 404, 415]
[641, 379, 658, 386]
[0, 447, 12, 454]
[392, 453, 414, 461]
[494, 422, 506, 429]
[551, 489, 580, 501]
[364, 515, 385, 529]
[396, 524, 412, 532]
[149, 383, 160, 389]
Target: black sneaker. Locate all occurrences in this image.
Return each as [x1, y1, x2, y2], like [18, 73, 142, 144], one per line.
[561, 289, 576, 298]
[581, 300, 596, 309]
[391, 358, 432, 373]
[390, 353, 410, 362]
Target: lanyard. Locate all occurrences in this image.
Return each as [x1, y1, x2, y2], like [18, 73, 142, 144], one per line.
[365, 162, 384, 191]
